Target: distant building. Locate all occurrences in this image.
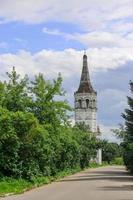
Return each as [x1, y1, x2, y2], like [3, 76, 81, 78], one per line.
[74, 52, 102, 164]
[74, 52, 98, 133]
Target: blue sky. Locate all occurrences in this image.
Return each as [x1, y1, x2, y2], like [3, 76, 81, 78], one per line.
[0, 0, 133, 141]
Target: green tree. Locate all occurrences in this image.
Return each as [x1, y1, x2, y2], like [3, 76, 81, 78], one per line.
[111, 124, 127, 140]
[101, 140, 120, 164]
[0, 107, 20, 177]
[72, 125, 97, 168]
[0, 107, 52, 179]
[3, 67, 30, 112]
[30, 73, 71, 127]
[0, 81, 6, 106]
[74, 122, 90, 132]
[122, 81, 133, 172]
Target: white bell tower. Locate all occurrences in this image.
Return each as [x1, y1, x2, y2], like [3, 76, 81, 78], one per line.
[74, 53, 97, 133]
[74, 52, 102, 164]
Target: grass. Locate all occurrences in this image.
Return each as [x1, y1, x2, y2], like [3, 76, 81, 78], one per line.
[0, 178, 32, 196]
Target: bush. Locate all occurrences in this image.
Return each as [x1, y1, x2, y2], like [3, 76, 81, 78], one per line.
[112, 157, 124, 165]
[101, 140, 122, 164]
[123, 143, 133, 172]
[0, 107, 52, 179]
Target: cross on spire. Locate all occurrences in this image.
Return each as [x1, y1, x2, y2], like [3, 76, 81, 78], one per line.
[84, 49, 86, 55]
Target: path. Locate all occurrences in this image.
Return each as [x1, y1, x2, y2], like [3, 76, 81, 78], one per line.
[1, 166, 133, 200]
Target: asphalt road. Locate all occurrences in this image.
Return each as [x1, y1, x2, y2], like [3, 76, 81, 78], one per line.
[1, 166, 133, 200]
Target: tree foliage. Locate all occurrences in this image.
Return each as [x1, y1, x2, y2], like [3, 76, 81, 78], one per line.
[101, 140, 122, 164]
[122, 81, 133, 172]
[111, 124, 127, 140]
[0, 67, 97, 180]
[30, 73, 71, 127]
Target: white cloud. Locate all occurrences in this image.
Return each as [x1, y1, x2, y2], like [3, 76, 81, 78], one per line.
[86, 47, 133, 71]
[99, 89, 127, 103]
[100, 124, 120, 143]
[98, 88, 127, 129]
[42, 26, 133, 49]
[43, 27, 64, 36]
[110, 22, 133, 34]
[70, 32, 133, 48]
[0, 48, 133, 81]
[98, 89, 127, 115]
[1, 0, 133, 55]
[0, 49, 81, 80]
[0, 0, 133, 31]
[108, 1, 133, 22]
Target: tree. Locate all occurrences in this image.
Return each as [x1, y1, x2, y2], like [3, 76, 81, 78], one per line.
[0, 106, 53, 179]
[72, 125, 97, 168]
[3, 67, 30, 112]
[122, 81, 133, 172]
[0, 81, 6, 106]
[74, 122, 90, 132]
[30, 73, 71, 127]
[122, 81, 133, 142]
[111, 124, 127, 140]
[101, 140, 120, 164]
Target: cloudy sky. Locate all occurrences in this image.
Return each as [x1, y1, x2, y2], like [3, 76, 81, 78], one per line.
[0, 0, 133, 141]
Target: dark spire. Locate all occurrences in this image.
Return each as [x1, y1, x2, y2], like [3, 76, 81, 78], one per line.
[76, 53, 96, 93]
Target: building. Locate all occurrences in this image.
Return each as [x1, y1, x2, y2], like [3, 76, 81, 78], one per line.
[74, 52, 102, 164]
[74, 52, 97, 133]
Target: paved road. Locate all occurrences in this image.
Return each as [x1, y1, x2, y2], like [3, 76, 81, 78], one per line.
[1, 166, 133, 200]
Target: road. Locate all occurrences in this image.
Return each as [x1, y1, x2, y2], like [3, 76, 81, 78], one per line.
[1, 166, 133, 200]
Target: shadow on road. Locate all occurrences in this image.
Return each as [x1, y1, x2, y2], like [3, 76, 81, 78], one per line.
[76, 170, 130, 178]
[60, 176, 133, 182]
[59, 167, 133, 191]
[100, 185, 133, 191]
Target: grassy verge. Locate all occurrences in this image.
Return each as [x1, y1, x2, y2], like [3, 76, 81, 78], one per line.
[0, 163, 112, 197]
[0, 167, 82, 197]
[0, 178, 32, 197]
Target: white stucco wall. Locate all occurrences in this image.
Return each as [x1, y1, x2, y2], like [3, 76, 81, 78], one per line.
[74, 92, 97, 133]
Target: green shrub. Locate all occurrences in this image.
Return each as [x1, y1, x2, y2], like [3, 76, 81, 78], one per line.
[112, 157, 124, 165]
[0, 108, 52, 179]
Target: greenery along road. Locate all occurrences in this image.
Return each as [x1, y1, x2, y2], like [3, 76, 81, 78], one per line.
[0, 67, 97, 180]
[1, 166, 133, 200]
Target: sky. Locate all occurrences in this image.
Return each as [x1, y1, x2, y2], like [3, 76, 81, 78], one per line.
[0, 0, 133, 141]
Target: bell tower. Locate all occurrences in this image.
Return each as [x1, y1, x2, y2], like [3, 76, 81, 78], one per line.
[74, 52, 97, 133]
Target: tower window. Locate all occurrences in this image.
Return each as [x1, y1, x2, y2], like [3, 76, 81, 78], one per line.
[86, 99, 89, 108]
[78, 99, 82, 108]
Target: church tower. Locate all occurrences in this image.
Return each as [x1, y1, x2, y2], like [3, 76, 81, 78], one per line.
[74, 53, 97, 133]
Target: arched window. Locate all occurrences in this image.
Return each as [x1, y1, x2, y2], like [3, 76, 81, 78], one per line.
[86, 99, 89, 108]
[78, 99, 82, 108]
